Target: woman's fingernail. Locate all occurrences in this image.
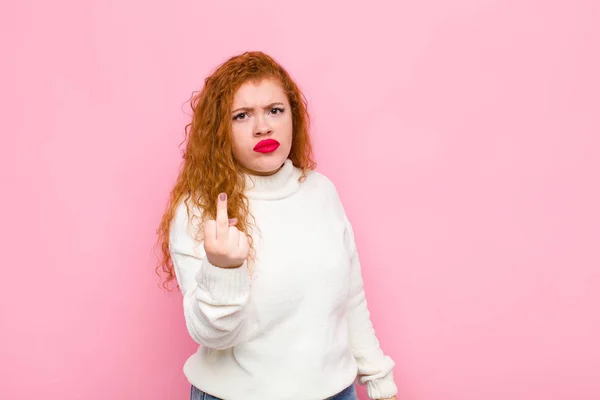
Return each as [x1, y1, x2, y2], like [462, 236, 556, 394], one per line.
[219, 193, 226, 201]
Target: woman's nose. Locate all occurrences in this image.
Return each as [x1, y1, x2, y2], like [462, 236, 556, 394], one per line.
[253, 115, 272, 136]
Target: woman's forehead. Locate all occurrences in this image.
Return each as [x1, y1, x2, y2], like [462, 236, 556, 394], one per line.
[232, 79, 287, 107]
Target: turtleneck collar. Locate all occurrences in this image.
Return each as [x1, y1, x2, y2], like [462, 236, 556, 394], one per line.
[244, 159, 303, 200]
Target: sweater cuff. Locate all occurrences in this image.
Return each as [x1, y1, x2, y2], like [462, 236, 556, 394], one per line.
[366, 371, 398, 400]
[195, 258, 250, 302]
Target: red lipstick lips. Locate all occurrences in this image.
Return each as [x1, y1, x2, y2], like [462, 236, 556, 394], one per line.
[253, 139, 280, 153]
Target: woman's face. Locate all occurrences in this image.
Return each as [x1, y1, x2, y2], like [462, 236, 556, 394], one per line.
[230, 78, 293, 176]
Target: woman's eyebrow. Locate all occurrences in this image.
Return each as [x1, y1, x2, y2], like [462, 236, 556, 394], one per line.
[232, 102, 285, 113]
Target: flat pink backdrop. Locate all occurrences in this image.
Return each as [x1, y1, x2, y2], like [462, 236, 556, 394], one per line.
[1, 0, 599, 399]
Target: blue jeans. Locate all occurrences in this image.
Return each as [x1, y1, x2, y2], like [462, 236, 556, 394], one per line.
[190, 383, 357, 400]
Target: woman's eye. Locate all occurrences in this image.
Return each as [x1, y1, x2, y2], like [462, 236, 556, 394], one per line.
[270, 107, 284, 115]
[233, 112, 247, 121]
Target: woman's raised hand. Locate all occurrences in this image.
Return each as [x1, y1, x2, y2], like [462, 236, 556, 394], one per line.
[203, 193, 250, 269]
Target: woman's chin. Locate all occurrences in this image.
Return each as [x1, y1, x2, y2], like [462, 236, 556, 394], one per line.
[242, 157, 286, 176]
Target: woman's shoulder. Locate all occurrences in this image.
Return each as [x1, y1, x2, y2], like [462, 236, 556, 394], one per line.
[171, 194, 204, 238]
[302, 168, 346, 210]
[174, 193, 203, 219]
[302, 168, 340, 195]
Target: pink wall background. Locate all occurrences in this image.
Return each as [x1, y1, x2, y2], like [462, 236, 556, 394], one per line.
[2, 0, 599, 399]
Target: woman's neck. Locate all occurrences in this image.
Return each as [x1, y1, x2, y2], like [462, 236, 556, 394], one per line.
[243, 159, 303, 200]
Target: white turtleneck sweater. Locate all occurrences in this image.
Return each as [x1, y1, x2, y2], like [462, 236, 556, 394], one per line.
[170, 159, 397, 400]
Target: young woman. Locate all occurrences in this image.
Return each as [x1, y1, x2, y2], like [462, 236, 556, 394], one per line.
[156, 51, 398, 400]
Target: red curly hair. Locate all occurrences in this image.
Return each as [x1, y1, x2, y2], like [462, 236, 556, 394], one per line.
[156, 51, 317, 290]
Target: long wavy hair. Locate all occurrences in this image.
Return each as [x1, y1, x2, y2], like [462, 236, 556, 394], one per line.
[156, 51, 317, 290]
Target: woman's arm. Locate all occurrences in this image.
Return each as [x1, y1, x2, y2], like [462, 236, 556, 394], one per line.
[169, 199, 251, 350]
[344, 213, 398, 400]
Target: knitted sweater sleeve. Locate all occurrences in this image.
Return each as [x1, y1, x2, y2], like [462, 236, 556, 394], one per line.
[169, 199, 251, 350]
[343, 212, 398, 399]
